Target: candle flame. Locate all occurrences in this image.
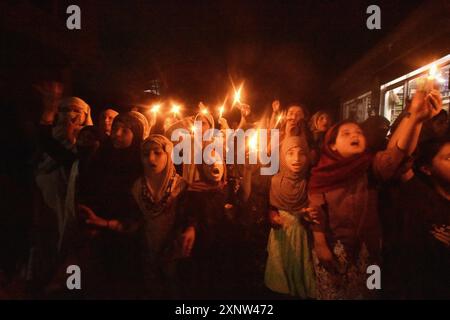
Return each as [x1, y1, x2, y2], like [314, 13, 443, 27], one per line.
[429, 64, 438, 79]
[151, 104, 160, 113]
[248, 131, 258, 152]
[427, 63, 445, 85]
[201, 108, 209, 115]
[233, 84, 243, 105]
[171, 104, 180, 114]
[218, 105, 225, 118]
[275, 114, 283, 127]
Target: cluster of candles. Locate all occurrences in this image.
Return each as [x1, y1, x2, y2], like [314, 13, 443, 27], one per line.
[145, 83, 279, 153]
[148, 84, 245, 120]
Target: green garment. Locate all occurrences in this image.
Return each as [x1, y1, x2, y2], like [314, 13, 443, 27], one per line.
[264, 210, 316, 298]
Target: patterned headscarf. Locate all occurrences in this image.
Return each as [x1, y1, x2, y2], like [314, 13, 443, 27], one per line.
[52, 96, 93, 147]
[59, 97, 93, 125]
[141, 134, 176, 202]
[129, 111, 151, 139]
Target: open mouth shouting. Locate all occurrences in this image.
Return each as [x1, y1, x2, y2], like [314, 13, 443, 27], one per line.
[350, 139, 360, 147]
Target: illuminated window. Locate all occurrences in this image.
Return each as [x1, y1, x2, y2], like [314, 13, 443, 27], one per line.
[383, 85, 404, 123]
[381, 54, 450, 123]
[342, 92, 372, 123]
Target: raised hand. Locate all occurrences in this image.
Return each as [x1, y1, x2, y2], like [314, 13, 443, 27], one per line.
[34, 81, 64, 122]
[410, 89, 442, 122]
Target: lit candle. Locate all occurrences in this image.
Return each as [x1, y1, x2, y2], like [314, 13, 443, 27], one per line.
[426, 64, 442, 110]
[233, 84, 243, 106]
[275, 114, 283, 127]
[248, 131, 258, 153]
[219, 105, 225, 119]
[171, 104, 180, 118]
[428, 64, 438, 79]
[151, 104, 160, 114]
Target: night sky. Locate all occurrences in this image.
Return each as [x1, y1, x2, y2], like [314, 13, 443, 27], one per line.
[92, 0, 425, 112]
[4, 0, 426, 115]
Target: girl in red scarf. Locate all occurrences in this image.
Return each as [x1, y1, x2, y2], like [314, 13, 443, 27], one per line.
[309, 89, 442, 299]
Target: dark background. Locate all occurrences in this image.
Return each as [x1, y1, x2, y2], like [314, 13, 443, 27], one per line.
[2, 0, 426, 116]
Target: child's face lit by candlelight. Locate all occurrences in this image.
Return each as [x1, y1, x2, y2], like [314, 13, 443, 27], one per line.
[202, 162, 224, 182]
[331, 123, 366, 158]
[111, 122, 134, 149]
[285, 146, 308, 173]
[142, 142, 168, 175]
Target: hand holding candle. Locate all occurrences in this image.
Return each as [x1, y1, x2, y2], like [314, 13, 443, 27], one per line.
[409, 88, 442, 121]
[417, 63, 442, 94]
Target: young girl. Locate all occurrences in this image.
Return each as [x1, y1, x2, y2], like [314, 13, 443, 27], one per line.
[131, 134, 188, 298]
[181, 148, 248, 299]
[309, 89, 442, 299]
[264, 136, 318, 299]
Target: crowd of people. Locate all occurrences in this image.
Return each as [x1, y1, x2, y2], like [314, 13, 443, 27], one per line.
[0, 81, 449, 300]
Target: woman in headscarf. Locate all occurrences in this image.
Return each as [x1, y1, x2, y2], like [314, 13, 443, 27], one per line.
[131, 134, 188, 298]
[75, 111, 146, 298]
[264, 136, 318, 299]
[36, 96, 93, 224]
[308, 88, 442, 299]
[32, 95, 93, 289]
